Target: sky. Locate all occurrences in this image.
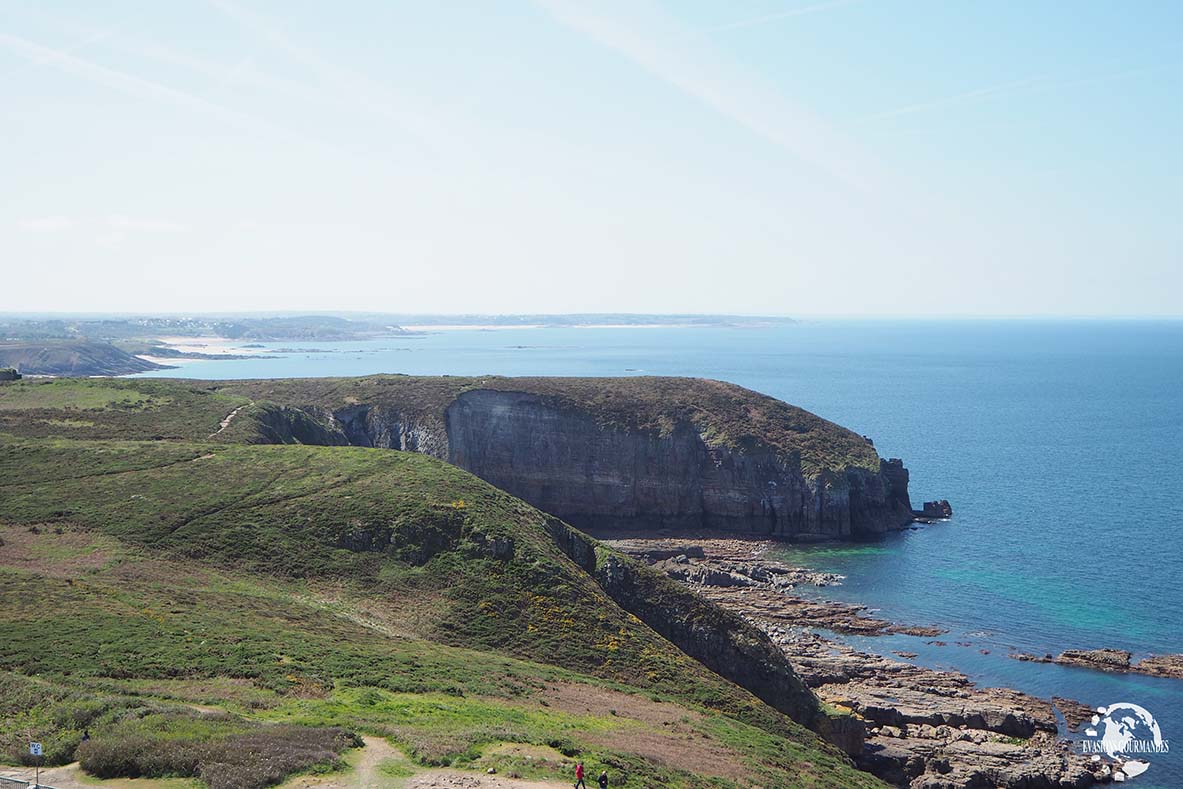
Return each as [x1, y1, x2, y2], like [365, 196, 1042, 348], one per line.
[2, 0, 1181, 317]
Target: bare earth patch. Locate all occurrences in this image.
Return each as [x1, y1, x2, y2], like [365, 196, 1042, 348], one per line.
[0, 762, 198, 788]
[402, 771, 564, 789]
[535, 682, 749, 781]
[0, 524, 116, 578]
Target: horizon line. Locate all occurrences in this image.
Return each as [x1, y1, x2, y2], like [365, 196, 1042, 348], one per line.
[2, 311, 1183, 322]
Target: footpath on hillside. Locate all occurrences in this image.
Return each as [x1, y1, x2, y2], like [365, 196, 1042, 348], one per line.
[1, 737, 570, 789]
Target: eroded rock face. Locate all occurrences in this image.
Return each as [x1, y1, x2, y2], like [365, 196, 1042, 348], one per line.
[239, 378, 921, 541]
[444, 389, 913, 540]
[542, 519, 826, 739]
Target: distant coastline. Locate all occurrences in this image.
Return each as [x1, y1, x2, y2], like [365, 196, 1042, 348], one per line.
[402, 323, 714, 331]
[0, 314, 797, 376]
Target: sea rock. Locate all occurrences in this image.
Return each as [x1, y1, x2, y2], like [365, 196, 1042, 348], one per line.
[1009, 648, 1183, 679]
[1057, 648, 1132, 671]
[1135, 653, 1183, 678]
[914, 500, 953, 520]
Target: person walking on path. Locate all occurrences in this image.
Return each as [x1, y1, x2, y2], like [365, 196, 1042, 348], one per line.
[597, 769, 609, 788]
[574, 761, 586, 789]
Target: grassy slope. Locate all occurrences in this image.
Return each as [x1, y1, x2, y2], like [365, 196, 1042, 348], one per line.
[0, 433, 882, 788]
[0, 378, 247, 441]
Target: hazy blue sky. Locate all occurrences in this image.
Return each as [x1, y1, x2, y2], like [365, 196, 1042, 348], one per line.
[3, 1, 1180, 316]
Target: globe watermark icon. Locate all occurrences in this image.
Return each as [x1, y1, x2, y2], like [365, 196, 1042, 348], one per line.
[1080, 702, 1169, 781]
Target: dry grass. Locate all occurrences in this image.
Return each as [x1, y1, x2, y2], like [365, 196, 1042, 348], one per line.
[536, 683, 749, 781]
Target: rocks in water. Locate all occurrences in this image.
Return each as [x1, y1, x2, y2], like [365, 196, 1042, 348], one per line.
[1136, 653, 1183, 678]
[1009, 647, 1183, 679]
[861, 731, 1100, 789]
[764, 629, 1106, 787]
[1057, 648, 1132, 671]
[891, 625, 948, 638]
[913, 500, 953, 522]
[608, 534, 1111, 789]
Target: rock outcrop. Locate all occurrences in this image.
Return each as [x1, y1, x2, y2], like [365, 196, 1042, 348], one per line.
[232, 376, 921, 541]
[605, 534, 1114, 789]
[914, 500, 953, 520]
[1011, 648, 1183, 679]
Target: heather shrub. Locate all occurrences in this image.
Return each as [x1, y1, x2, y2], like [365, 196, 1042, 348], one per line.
[199, 726, 359, 789]
[78, 725, 358, 789]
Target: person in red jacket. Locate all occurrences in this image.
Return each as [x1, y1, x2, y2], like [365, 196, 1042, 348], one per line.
[574, 761, 586, 788]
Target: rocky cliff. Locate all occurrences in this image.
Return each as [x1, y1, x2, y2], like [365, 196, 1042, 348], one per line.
[224, 375, 916, 541]
[544, 517, 828, 732]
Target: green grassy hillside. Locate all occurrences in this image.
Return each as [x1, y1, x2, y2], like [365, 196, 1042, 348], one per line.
[0, 378, 248, 441]
[0, 430, 883, 788]
[0, 375, 880, 474]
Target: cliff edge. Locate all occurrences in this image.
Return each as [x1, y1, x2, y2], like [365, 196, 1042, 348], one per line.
[216, 375, 917, 541]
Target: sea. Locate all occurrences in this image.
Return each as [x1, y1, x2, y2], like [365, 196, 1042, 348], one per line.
[134, 319, 1183, 786]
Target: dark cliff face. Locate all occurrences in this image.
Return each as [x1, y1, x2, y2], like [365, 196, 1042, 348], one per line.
[445, 389, 912, 540]
[245, 378, 914, 541]
[541, 518, 861, 750]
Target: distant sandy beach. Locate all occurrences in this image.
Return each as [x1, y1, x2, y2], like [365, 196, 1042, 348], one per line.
[403, 323, 699, 331]
[152, 336, 271, 355]
[403, 324, 545, 331]
[131, 336, 273, 364]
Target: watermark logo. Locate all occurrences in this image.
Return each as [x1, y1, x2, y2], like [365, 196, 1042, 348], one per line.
[1080, 702, 1168, 780]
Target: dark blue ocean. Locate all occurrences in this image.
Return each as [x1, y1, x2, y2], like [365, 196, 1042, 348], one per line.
[135, 320, 1183, 785]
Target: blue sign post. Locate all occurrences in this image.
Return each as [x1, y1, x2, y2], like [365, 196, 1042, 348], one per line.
[28, 742, 42, 788]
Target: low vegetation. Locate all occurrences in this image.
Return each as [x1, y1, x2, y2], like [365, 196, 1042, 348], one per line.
[0, 377, 886, 787]
[78, 717, 358, 789]
[0, 378, 247, 441]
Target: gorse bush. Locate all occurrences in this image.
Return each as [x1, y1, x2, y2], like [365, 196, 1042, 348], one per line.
[78, 724, 359, 789]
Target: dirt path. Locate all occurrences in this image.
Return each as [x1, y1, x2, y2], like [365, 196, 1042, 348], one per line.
[0, 762, 194, 788]
[282, 736, 567, 788]
[278, 735, 401, 788]
[0, 738, 569, 789]
[208, 403, 251, 439]
[402, 771, 566, 789]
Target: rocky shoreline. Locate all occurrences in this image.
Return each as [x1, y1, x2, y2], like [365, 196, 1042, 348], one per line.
[599, 532, 1126, 788]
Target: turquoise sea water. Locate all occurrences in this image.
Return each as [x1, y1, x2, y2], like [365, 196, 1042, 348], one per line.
[136, 320, 1183, 785]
